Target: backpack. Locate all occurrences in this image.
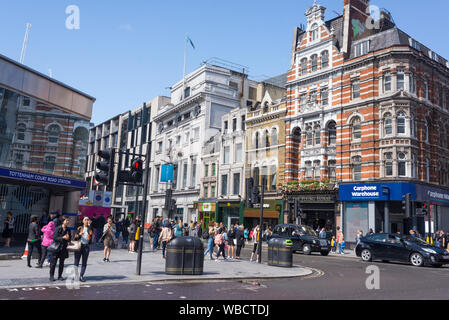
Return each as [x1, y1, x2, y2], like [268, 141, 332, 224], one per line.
[202, 230, 210, 240]
[149, 223, 156, 234]
[214, 234, 223, 245]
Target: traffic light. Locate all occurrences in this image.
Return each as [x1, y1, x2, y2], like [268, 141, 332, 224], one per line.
[95, 149, 115, 189]
[130, 158, 144, 183]
[246, 178, 254, 208]
[422, 203, 429, 216]
[252, 186, 261, 205]
[164, 189, 173, 210]
[402, 193, 411, 218]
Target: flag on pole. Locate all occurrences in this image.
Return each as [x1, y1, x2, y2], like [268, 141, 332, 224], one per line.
[186, 35, 195, 50]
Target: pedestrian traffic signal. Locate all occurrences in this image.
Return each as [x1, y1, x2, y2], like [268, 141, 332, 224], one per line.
[95, 149, 115, 190]
[130, 158, 144, 183]
[402, 193, 411, 218]
[252, 186, 261, 205]
[422, 203, 428, 216]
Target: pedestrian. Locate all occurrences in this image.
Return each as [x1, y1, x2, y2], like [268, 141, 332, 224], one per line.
[227, 225, 236, 259]
[39, 209, 50, 231]
[367, 228, 374, 236]
[331, 235, 337, 253]
[52, 212, 62, 228]
[2, 212, 14, 248]
[153, 217, 162, 251]
[214, 230, 226, 262]
[203, 230, 215, 260]
[319, 228, 327, 239]
[134, 216, 141, 252]
[73, 217, 93, 282]
[235, 225, 245, 260]
[436, 230, 445, 248]
[174, 220, 184, 238]
[91, 213, 98, 241]
[96, 214, 106, 243]
[244, 228, 249, 245]
[356, 230, 363, 245]
[339, 234, 345, 255]
[446, 231, 449, 253]
[159, 224, 173, 259]
[264, 226, 273, 243]
[196, 220, 203, 239]
[183, 223, 189, 236]
[39, 220, 55, 268]
[250, 225, 261, 262]
[27, 216, 42, 268]
[128, 219, 137, 253]
[122, 215, 130, 248]
[49, 216, 71, 282]
[189, 222, 198, 237]
[102, 216, 116, 262]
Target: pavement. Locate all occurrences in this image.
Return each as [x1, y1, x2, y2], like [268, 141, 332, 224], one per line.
[0, 241, 313, 289]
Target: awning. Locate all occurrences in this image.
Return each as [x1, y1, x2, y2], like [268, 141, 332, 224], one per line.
[244, 210, 279, 219]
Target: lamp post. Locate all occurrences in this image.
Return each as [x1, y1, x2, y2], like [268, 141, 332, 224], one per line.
[258, 178, 265, 264]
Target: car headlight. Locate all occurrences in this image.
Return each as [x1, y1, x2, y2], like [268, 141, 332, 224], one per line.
[422, 248, 437, 254]
[313, 240, 318, 244]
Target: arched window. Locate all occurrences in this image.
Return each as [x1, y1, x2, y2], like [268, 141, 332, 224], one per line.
[306, 125, 313, 147]
[314, 125, 321, 146]
[385, 153, 393, 176]
[255, 132, 260, 149]
[265, 130, 270, 148]
[352, 117, 362, 140]
[271, 128, 278, 146]
[321, 51, 329, 68]
[301, 58, 308, 75]
[352, 156, 362, 181]
[398, 152, 407, 177]
[17, 124, 26, 141]
[384, 113, 393, 135]
[328, 160, 336, 180]
[310, 23, 319, 42]
[397, 112, 406, 134]
[328, 121, 337, 146]
[311, 55, 318, 72]
[48, 124, 60, 144]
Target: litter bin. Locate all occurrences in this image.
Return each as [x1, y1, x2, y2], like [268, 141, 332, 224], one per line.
[165, 237, 204, 275]
[268, 238, 293, 268]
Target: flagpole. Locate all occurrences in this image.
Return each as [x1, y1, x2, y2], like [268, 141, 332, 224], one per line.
[183, 33, 187, 95]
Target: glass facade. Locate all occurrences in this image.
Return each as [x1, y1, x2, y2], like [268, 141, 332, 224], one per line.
[344, 202, 369, 241]
[0, 85, 90, 180]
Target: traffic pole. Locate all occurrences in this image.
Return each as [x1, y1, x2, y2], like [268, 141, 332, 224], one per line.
[258, 179, 265, 264]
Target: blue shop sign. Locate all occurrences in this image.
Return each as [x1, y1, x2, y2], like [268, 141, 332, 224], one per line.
[160, 164, 174, 183]
[0, 168, 86, 189]
[339, 183, 416, 202]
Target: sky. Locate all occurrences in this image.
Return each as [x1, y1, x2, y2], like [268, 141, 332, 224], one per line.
[1, 0, 449, 125]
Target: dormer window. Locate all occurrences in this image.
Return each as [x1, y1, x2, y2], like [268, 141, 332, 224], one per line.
[310, 23, 319, 42]
[354, 41, 370, 57]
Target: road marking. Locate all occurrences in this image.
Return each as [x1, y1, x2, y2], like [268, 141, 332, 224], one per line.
[180, 296, 187, 299]
[167, 292, 174, 295]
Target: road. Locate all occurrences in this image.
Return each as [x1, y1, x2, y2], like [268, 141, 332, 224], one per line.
[1, 248, 449, 301]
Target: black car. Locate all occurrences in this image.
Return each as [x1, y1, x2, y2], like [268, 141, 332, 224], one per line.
[270, 224, 331, 256]
[356, 233, 449, 267]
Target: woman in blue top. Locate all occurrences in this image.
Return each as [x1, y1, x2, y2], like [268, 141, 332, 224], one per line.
[244, 228, 249, 244]
[174, 221, 184, 238]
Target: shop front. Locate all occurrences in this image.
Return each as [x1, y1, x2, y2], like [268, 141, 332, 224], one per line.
[285, 191, 338, 235]
[217, 201, 244, 228]
[339, 182, 449, 243]
[243, 200, 283, 230]
[195, 201, 217, 230]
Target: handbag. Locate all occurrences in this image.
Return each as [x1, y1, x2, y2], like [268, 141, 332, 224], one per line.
[67, 240, 81, 252]
[47, 241, 61, 253]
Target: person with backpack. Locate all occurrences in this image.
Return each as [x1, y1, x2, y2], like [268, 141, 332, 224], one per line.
[158, 223, 173, 259]
[235, 225, 245, 260]
[203, 230, 215, 260]
[128, 219, 137, 253]
[227, 224, 236, 259]
[214, 230, 226, 262]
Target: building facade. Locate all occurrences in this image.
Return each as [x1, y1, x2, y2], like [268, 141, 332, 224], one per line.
[286, 0, 449, 240]
[245, 83, 287, 229]
[0, 53, 94, 234]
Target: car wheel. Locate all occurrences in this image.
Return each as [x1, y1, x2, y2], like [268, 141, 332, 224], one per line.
[361, 249, 372, 262]
[320, 251, 329, 256]
[410, 252, 424, 267]
[302, 244, 312, 255]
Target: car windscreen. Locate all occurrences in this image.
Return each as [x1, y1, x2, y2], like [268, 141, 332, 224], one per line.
[404, 236, 429, 246]
[300, 226, 318, 237]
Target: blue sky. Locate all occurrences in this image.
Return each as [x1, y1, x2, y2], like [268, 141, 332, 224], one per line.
[1, 0, 448, 125]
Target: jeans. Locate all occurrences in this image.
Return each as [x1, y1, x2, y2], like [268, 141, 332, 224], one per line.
[74, 244, 90, 278]
[236, 244, 243, 257]
[50, 252, 66, 279]
[39, 246, 51, 266]
[122, 232, 129, 245]
[216, 244, 226, 259]
[339, 243, 345, 254]
[204, 238, 214, 259]
[27, 240, 42, 266]
[162, 241, 168, 257]
[153, 233, 160, 250]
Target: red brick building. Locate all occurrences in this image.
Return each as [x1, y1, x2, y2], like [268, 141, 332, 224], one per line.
[284, 0, 449, 237]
